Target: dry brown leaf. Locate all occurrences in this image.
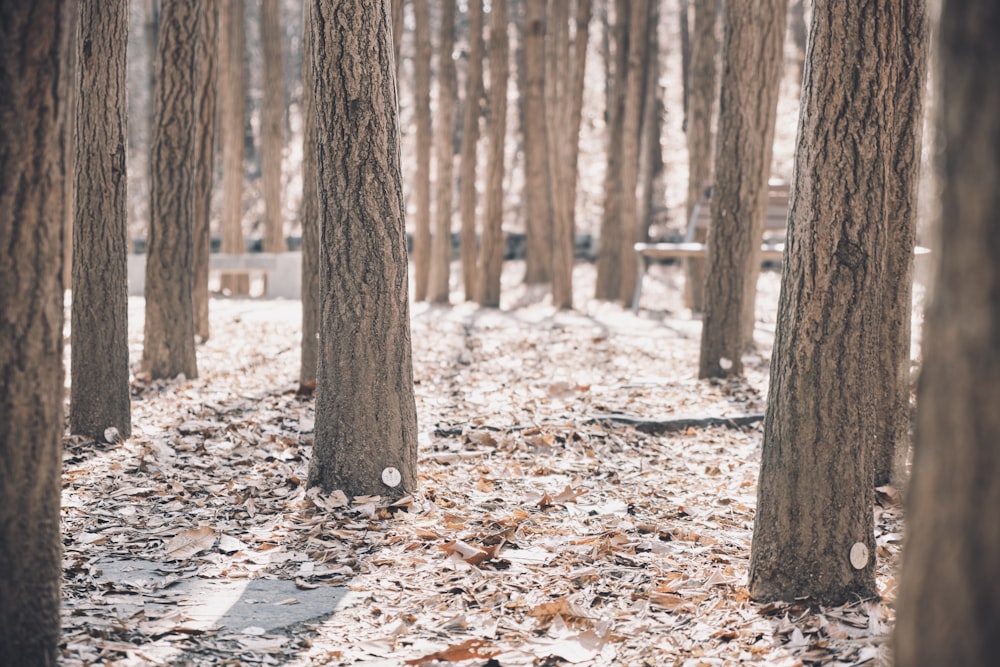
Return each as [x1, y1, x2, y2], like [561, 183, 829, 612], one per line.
[163, 526, 215, 560]
[403, 638, 497, 664]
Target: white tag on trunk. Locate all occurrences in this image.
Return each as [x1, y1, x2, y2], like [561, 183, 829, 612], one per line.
[382, 467, 402, 487]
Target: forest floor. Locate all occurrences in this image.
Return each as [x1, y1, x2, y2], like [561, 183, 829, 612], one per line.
[59, 260, 911, 667]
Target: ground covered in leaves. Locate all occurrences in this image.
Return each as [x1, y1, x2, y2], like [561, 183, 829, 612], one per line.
[60, 262, 907, 666]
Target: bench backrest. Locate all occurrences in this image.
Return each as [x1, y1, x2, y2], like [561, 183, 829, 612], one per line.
[685, 182, 791, 242]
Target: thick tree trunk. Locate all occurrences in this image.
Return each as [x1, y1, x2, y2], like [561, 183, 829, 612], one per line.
[299, 0, 319, 391]
[894, 2, 1000, 663]
[522, 0, 551, 286]
[875, 1, 927, 487]
[699, 0, 786, 378]
[143, 0, 199, 380]
[261, 0, 284, 253]
[192, 2, 217, 341]
[219, 0, 249, 295]
[412, 0, 432, 301]
[308, 0, 419, 497]
[749, 0, 906, 604]
[0, 3, 68, 663]
[683, 0, 718, 312]
[477, 0, 509, 308]
[459, 0, 484, 301]
[71, 0, 131, 440]
[429, 0, 458, 303]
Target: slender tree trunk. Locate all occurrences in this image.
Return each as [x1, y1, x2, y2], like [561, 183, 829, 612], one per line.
[477, 0, 509, 307]
[679, 0, 691, 133]
[789, 0, 807, 82]
[0, 3, 68, 664]
[749, 0, 907, 604]
[430, 0, 458, 303]
[219, 0, 249, 294]
[308, 0, 418, 498]
[299, 0, 319, 391]
[392, 0, 405, 76]
[875, 1, 927, 487]
[635, 1, 661, 244]
[895, 3, 1000, 662]
[71, 0, 131, 440]
[699, 0, 786, 378]
[193, 2, 217, 341]
[143, 0, 199, 380]
[522, 0, 551, 285]
[684, 0, 718, 312]
[63, 2, 79, 291]
[261, 0, 284, 253]
[545, 0, 568, 306]
[412, 0, 433, 301]
[459, 0, 484, 301]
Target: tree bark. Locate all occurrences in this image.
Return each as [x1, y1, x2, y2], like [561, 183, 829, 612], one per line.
[749, 0, 906, 604]
[699, 0, 786, 378]
[0, 3, 69, 663]
[546, 0, 568, 306]
[261, 0, 285, 253]
[477, 0, 509, 308]
[71, 0, 131, 440]
[63, 2, 79, 291]
[192, 1, 217, 341]
[392, 0, 405, 76]
[299, 0, 319, 391]
[522, 0, 551, 286]
[894, 2, 1000, 663]
[412, 0, 432, 301]
[874, 1, 927, 487]
[429, 0, 458, 303]
[459, 0, 484, 301]
[636, 1, 662, 244]
[142, 0, 199, 380]
[308, 0, 419, 497]
[684, 0, 718, 312]
[219, 0, 248, 294]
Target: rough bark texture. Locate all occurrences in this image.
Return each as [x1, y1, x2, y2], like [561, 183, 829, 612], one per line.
[459, 0, 483, 301]
[308, 0, 419, 497]
[412, 0, 432, 301]
[142, 0, 199, 380]
[522, 0, 551, 286]
[616, 0, 651, 305]
[71, 0, 131, 439]
[544, 0, 567, 301]
[749, 0, 904, 603]
[699, 0, 786, 378]
[593, 0, 628, 301]
[894, 1, 1000, 663]
[683, 0, 718, 311]
[429, 0, 457, 303]
[0, 3, 68, 663]
[875, 1, 927, 487]
[476, 0, 509, 308]
[299, 1, 319, 390]
[219, 0, 248, 294]
[192, 1, 217, 341]
[261, 0, 285, 253]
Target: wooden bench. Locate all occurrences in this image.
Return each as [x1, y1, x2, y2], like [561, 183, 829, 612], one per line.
[632, 182, 791, 312]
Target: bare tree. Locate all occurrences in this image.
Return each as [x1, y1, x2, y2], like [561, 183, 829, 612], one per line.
[261, 0, 285, 253]
[429, 0, 458, 303]
[299, 0, 319, 391]
[522, 0, 551, 286]
[412, 0, 432, 301]
[459, 0, 484, 301]
[192, 2, 217, 340]
[219, 0, 249, 294]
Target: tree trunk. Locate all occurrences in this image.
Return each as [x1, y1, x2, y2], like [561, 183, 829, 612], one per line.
[63, 2, 79, 291]
[593, 0, 628, 301]
[143, 0, 199, 380]
[684, 0, 718, 312]
[192, 1, 217, 341]
[477, 0, 509, 308]
[392, 0, 405, 76]
[616, 0, 651, 305]
[546, 0, 568, 307]
[789, 0, 807, 82]
[308, 0, 419, 498]
[749, 1, 907, 604]
[522, 0, 551, 286]
[894, 1, 1000, 663]
[429, 0, 458, 303]
[71, 0, 131, 440]
[875, 1, 927, 487]
[261, 0, 284, 253]
[698, 0, 786, 378]
[636, 1, 662, 244]
[299, 0, 319, 391]
[459, 0, 484, 301]
[219, 0, 248, 295]
[679, 0, 691, 133]
[412, 0, 432, 301]
[0, 3, 68, 663]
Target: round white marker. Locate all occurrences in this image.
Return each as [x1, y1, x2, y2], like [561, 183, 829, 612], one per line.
[104, 427, 120, 444]
[850, 542, 869, 570]
[382, 467, 402, 487]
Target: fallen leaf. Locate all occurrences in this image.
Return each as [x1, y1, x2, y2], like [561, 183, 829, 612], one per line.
[163, 526, 215, 560]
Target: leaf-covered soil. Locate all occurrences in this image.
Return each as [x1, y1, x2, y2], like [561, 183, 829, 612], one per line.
[60, 261, 908, 666]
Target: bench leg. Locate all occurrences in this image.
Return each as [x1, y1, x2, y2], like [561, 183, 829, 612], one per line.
[631, 254, 649, 314]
